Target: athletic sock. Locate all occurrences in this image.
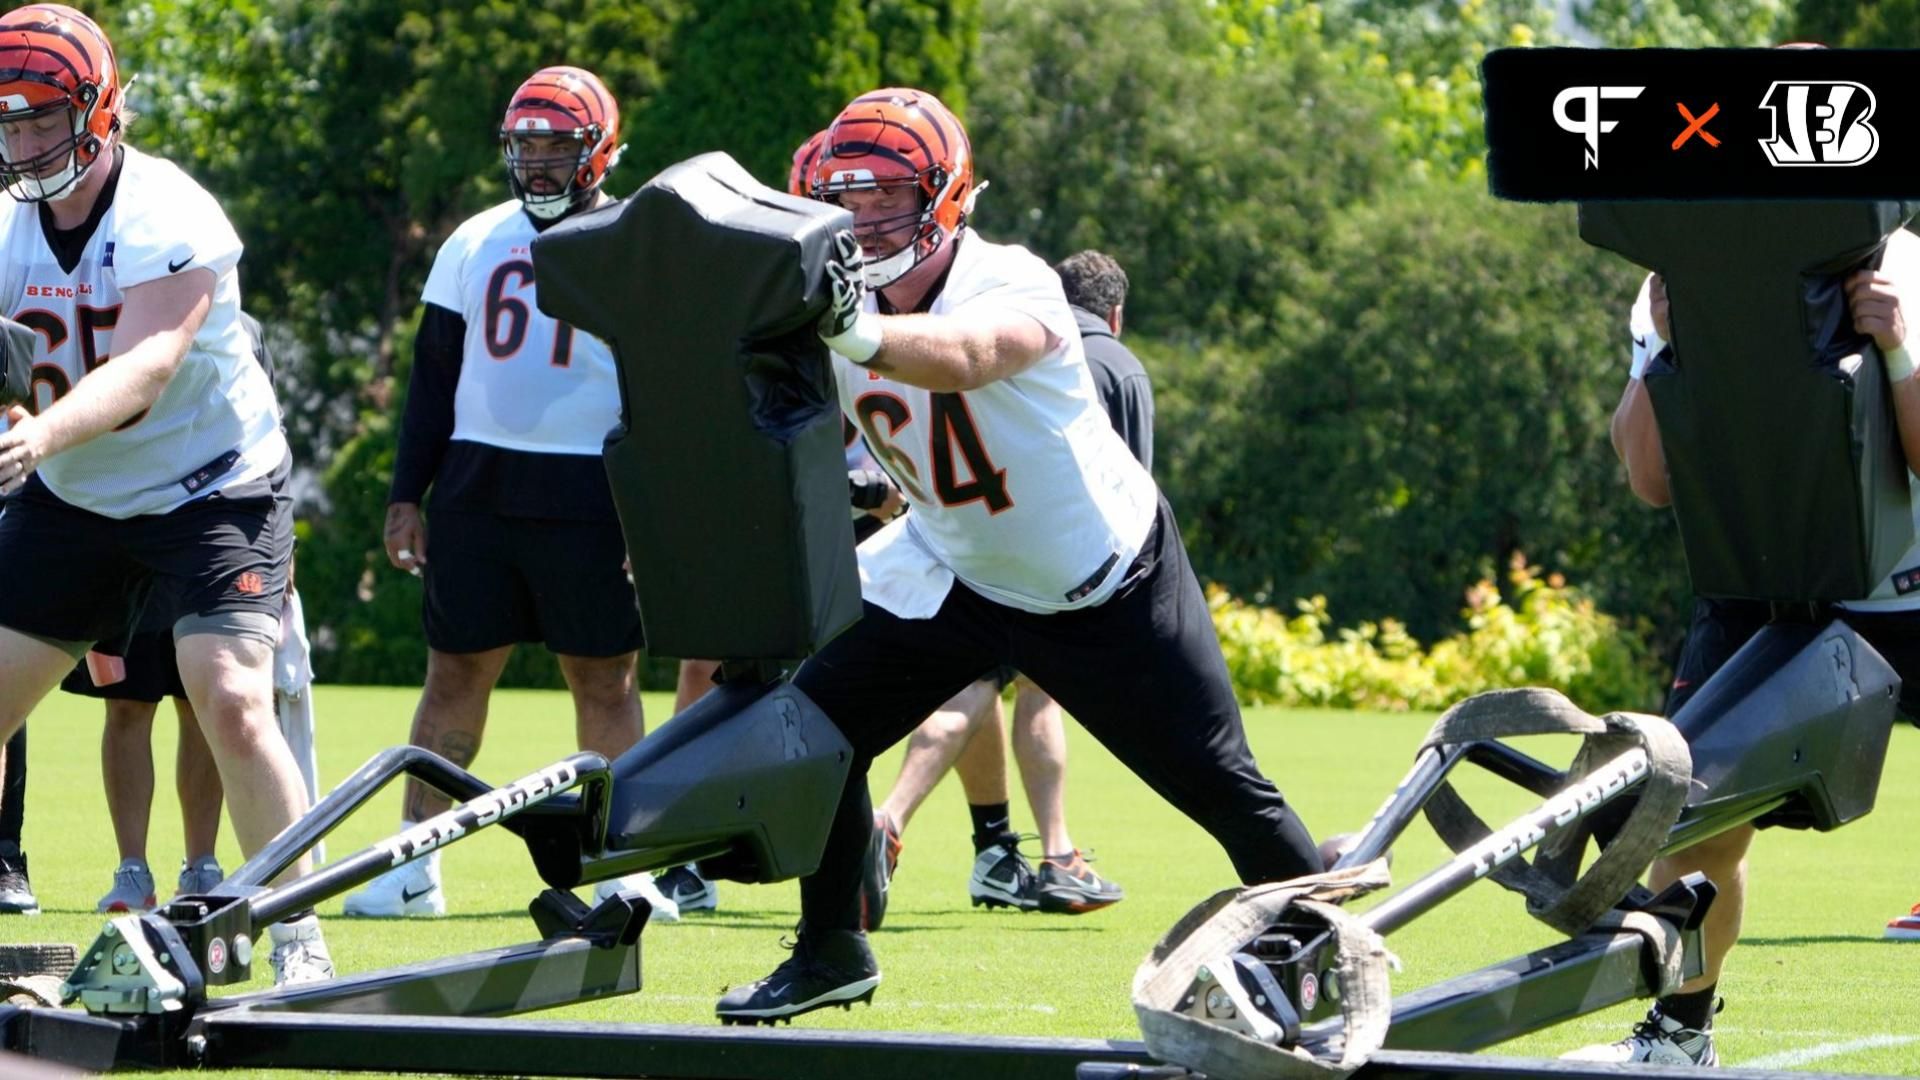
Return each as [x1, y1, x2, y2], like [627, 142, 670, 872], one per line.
[0, 728, 25, 845]
[969, 802, 1013, 853]
[1658, 985, 1718, 1030]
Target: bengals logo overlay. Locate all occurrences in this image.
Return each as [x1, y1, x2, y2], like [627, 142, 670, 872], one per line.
[1483, 48, 1920, 200]
[1757, 81, 1879, 167]
[233, 571, 266, 596]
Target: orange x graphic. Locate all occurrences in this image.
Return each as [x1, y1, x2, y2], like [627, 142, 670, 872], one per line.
[1672, 102, 1721, 150]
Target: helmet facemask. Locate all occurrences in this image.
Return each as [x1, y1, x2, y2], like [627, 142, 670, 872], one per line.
[0, 87, 108, 203]
[820, 167, 966, 289]
[502, 127, 619, 221]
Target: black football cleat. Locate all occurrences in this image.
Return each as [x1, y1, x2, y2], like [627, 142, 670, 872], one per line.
[716, 926, 881, 1025]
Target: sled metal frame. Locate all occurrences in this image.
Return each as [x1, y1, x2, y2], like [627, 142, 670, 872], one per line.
[1, 630, 1903, 1080]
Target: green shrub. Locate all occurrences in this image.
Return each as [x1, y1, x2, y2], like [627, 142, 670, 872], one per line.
[1210, 555, 1663, 714]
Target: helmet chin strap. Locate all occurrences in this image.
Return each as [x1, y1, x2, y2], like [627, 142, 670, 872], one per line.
[861, 244, 920, 289]
[520, 192, 573, 220]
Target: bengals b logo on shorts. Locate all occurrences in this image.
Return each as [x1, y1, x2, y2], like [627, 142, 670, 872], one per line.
[233, 571, 265, 596]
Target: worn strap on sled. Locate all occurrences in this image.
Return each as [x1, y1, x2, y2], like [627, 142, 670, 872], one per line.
[1133, 861, 1395, 1079]
[1419, 688, 1691, 959]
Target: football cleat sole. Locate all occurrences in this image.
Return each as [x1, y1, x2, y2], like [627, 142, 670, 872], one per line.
[716, 978, 880, 1025]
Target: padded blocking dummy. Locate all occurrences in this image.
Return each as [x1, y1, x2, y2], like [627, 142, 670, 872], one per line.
[531, 152, 861, 660]
[1581, 201, 1919, 600]
[1666, 619, 1897, 839]
[601, 677, 852, 883]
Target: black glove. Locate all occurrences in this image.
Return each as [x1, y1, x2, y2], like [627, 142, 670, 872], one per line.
[0, 315, 34, 407]
[818, 229, 883, 364]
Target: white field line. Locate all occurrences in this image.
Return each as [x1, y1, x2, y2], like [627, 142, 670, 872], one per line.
[1739, 1034, 1920, 1070]
[645, 993, 1057, 1015]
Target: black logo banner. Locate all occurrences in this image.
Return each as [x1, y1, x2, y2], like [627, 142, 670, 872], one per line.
[1484, 48, 1920, 200]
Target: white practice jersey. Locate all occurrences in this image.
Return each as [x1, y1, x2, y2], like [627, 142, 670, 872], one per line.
[0, 145, 286, 518]
[1627, 228, 1920, 611]
[834, 234, 1158, 615]
[423, 200, 620, 456]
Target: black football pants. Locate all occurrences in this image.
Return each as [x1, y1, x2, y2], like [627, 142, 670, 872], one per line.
[793, 497, 1320, 932]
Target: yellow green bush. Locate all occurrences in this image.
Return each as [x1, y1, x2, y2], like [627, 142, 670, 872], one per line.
[1209, 555, 1662, 713]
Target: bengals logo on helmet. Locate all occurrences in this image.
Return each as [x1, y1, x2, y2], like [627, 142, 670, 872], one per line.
[788, 128, 827, 198]
[500, 66, 625, 221]
[0, 3, 122, 202]
[811, 88, 978, 288]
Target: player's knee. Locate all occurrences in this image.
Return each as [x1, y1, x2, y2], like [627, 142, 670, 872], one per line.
[560, 653, 636, 705]
[910, 708, 975, 750]
[191, 694, 279, 759]
[104, 698, 159, 727]
[422, 650, 504, 704]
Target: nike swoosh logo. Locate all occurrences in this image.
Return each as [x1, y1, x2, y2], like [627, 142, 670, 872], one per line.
[1633, 336, 1647, 349]
[401, 884, 437, 904]
[169, 253, 194, 273]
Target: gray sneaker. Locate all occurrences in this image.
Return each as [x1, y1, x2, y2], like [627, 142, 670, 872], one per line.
[98, 858, 158, 913]
[967, 836, 1041, 911]
[176, 855, 225, 898]
[268, 915, 335, 985]
[1562, 1003, 1719, 1065]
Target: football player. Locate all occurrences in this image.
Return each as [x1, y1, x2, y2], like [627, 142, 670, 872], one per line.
[715, 88, 1320, 1024]
[0, 4, 328, 981]
[1569, 241, 1920, 1064]
[347, 66, 678, 921]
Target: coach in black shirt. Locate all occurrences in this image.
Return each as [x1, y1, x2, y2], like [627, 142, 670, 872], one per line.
[1056, 250, 1153, 471]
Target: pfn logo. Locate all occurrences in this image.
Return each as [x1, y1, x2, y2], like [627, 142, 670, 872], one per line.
[1758, 81, 1879, 166]
[1553, 85, 1645, 170]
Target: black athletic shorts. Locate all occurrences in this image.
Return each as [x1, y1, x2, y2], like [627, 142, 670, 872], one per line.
[1667, 597, 1920, 720]
[59, 628, 187, 703]
[422, 509, 644, 657]
[0, 459, 292, 652]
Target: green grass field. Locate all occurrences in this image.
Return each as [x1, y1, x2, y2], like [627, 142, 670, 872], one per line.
[4, 685, 1917, 1077]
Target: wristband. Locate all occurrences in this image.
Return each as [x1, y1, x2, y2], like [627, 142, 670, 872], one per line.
[1628, 330, 1664, 381]
[1885, 343, 1915, 384]
[823, 310, 884, 366]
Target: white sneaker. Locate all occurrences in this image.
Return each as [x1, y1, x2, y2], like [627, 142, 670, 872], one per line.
[593, 871, 679, 922]
[342, 852, 444, 917]
[1562, 1004, 1719, 1065]
[98, 858, 158, 913]
[175, 855, 225, 898]
[268, 915, 335, 985]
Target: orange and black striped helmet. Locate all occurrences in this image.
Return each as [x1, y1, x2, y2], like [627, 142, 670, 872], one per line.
[787, 128, 826, 198]
[0, 3, 121, 202]
[499, 66, 624, 221]
[812, 88, 975, 287]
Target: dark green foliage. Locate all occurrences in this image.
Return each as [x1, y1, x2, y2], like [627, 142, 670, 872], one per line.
[107, 0, 1895, 690]
[1152, 181, 1689, 652]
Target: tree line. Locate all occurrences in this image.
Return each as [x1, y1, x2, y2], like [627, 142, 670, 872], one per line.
[101, 0, 1912, 694]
